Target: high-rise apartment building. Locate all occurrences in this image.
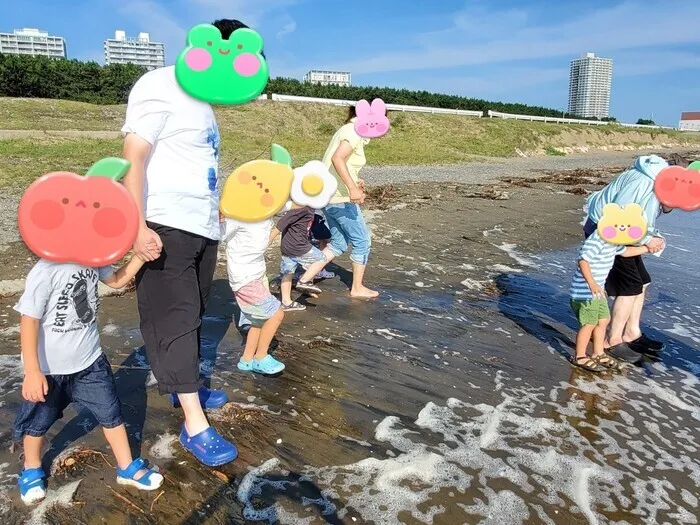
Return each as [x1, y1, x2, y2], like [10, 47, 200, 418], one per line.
[104, 30, 164, 70]
[303, 70, 352, 87]
[0, 28, 66, 58]
[568, 52, 613, 119]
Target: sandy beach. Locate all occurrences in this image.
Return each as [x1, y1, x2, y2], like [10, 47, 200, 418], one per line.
[0, 150, 698, 524]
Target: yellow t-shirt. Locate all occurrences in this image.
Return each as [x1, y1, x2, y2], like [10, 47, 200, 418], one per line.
[322, 120, 370, 204]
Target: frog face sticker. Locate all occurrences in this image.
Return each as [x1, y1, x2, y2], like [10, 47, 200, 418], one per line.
[597, 203, 648, 245]
[219, 144, 293, 222]
[175, 24, 269, 105]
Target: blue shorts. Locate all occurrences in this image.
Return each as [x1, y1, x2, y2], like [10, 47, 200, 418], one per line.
[13, 354, 123, 441]
[280, 247, 327, 275]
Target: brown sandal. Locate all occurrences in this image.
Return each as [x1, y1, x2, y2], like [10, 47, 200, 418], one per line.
[593, 353, 621, 370]
[572, 356, 605, 372]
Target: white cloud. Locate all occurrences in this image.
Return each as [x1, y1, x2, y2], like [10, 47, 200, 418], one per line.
[328, 2, 700, 75]
[276, 18, 297, 40]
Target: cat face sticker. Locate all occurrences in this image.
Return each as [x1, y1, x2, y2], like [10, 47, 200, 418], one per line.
[175, 24, 269, 105]
[18, 158, 140, 266]
[290, 161, 338, 210]
[597, 203, 648, 245]
[354, 98, 390, 138]
[654, 166, 700, 212]
[219, 144, 294, 222]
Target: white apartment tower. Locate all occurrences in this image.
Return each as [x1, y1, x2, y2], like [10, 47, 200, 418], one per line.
[0, 28, 66, 58]
[104, 31, 164, 70]
[568, 52, 613, 119]
[303, 70, 352, 87]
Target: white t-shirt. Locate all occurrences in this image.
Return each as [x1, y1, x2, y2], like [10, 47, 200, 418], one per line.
[122, 65, 222, 241]
[223, 218, 273, 291]
[14, 260, 114, 375]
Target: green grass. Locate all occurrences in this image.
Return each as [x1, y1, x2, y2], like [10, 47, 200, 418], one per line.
[545, 145, 566, 156]
[1, 97, 700, 190]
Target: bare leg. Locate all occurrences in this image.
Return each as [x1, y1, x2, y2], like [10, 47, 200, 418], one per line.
[350, 262, 379, 298]
[299, 260, 328, 283]
[241, 327, 261, 362]
[318, 240, 329, 251]
[103, 424, 147, 476]
[575, 324, 596, 359]
[254, 309, 284, 361]
[281, 274, 294, 305]
[606, 295, 637, 347]
[23, 435, 43, 469]
[179, 394, 209, 436]
[591, 318, 610, 358]
[622, 284, 647, 343]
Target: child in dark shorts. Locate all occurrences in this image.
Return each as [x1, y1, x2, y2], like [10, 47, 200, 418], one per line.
[14, 256, 163, 504]
[271, 205, 329, 311]
[306, 212, 335, 280]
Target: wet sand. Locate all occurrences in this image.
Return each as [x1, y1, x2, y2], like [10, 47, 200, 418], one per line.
[0, 163, 698, 524]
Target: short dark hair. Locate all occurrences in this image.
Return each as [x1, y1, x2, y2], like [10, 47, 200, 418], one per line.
[212, 19, 249, 40]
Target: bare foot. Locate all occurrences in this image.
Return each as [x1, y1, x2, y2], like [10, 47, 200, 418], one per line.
[350, 286, 380, 299]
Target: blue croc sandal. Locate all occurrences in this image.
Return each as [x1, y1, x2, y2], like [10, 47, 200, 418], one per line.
[116, 457, 164, 491]
[171, 386, 229, 409]
[252, 355, 285, 375]
[19, 467, 46, 505]
[237, 358, 254, 372]
[179, 425, 238, 467]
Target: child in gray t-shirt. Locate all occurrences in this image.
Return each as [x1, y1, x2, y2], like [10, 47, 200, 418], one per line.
[13, 256, 164, 505]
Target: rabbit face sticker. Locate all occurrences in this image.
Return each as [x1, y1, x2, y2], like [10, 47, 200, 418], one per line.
[597, 203, 648, 245]
[17, 158, 140, 266]
[354, 99, 390, 138]
[654, 166, 700, 212]
[175, 24, 269, 105]
[219, 144, 294, 222]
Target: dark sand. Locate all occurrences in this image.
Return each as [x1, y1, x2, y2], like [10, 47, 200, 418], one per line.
[0, 163, 698, 524]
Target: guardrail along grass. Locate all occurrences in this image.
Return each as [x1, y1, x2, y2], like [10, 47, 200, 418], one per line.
[1, 98, 700, 190]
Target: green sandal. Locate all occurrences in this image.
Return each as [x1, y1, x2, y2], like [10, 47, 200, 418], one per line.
[572, 355, 605, 373]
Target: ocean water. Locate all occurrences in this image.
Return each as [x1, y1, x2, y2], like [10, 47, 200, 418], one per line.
[234, 210, 700, 525]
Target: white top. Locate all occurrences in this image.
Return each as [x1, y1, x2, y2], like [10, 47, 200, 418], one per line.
[122, 65, 222, 241]
[14, 260, 114, 375]
[223, 218, 273, 291]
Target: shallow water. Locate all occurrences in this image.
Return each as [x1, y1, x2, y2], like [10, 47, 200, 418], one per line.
[0, 205, 698, 524]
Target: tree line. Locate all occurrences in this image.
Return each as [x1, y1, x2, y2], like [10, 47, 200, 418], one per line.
[0, 54, 611, 121]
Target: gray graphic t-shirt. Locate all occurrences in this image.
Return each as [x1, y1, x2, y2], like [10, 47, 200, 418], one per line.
[14, 260, 114, 375]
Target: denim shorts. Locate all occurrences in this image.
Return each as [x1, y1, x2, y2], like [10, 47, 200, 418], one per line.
[323, 203, 371, 265]
[13, 354, 123, 441]
[280, 246, 327, 275]
[234, 278, 281, 327]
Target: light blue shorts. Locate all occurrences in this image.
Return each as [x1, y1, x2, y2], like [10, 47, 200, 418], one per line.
[280, 247, 327, 275]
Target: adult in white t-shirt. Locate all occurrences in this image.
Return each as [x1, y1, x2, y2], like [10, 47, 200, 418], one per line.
[121, 19, 250, 467]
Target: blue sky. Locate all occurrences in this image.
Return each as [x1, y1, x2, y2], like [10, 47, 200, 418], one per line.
[3, 0, 699, 126]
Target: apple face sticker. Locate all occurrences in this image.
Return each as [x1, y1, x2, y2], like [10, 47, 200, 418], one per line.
[654, 166, 700, 212]
[175, 24, 269, 105]
[354, 99, 390, 138]
[18, 158, 140, 266]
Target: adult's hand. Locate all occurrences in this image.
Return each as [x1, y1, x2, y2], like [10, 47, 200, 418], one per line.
[357, 179, 366, 190]
[134, 225, 162, 261]
[645, 236, 664, 254]
[349, 186, 365, 204]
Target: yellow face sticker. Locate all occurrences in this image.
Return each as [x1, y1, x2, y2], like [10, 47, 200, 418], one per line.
[220, 159, 293, 222]
[597, 203, 648, 245]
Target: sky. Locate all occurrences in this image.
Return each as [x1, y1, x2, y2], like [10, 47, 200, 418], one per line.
[2, 0, 699, 126]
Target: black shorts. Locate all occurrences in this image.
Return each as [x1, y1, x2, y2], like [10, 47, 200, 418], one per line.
[605, 255, 651, 297]
[135, 223, 218, 395]
[309, 214, 331, 241]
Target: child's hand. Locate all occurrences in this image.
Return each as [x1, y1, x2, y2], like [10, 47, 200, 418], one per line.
[589, 282, 606, 298]
[22, 370, 48, 403]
